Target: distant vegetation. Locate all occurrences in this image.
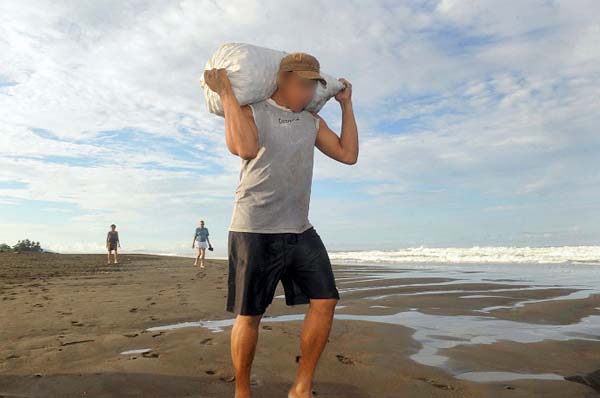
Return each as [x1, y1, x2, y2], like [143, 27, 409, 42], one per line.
[0, 239, 43, 253]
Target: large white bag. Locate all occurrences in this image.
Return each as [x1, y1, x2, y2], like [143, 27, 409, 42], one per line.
[200, 43, 345, 117]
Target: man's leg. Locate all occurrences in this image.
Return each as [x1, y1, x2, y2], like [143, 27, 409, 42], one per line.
[107, 250, 111, 264]
[288, 298, 337, 398]
[113, 248, 118, 264]
[231, 314, 263, 398]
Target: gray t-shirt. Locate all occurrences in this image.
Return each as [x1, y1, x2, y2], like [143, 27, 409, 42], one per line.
[107, 231, 119, 243]
[228, 97, 320, 233]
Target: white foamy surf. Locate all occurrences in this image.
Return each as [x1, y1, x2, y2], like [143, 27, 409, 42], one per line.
[329, 246, 600, 265]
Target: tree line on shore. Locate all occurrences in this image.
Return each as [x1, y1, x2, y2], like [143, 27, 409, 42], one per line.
[0, 239, 43, 253]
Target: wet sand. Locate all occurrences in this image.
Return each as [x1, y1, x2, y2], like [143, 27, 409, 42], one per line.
[1, 253, 599, 397]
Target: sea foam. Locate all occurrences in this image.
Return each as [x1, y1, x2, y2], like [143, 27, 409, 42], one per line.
[329, 246, 600, 265]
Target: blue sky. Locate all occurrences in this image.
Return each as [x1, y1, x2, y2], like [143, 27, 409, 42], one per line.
[1, 0, 599, 256]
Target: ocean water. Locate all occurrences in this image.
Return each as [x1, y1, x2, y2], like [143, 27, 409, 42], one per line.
[53, 245, 600, 267]
[328, 245, 600, 265]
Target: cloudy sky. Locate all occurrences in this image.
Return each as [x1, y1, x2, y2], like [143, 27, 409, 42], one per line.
[1, 0, 599, 256]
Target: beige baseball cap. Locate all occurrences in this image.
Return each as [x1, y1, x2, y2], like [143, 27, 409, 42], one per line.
[278, 52, 327, 87]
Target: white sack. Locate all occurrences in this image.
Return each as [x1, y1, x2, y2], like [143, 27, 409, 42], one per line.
[200, 43, 345, 117]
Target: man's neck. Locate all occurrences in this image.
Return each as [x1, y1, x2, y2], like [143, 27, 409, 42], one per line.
[270, 90, 292, 110]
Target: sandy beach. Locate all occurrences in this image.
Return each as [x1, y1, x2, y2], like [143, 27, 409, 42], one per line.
[1, 253, 599, 397]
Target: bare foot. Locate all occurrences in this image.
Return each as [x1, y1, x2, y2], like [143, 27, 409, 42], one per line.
[288, 383, 314, 398]
[288, 391, 314, 398]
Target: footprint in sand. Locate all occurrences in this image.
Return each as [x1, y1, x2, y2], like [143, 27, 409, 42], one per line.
[216, 374, 259, 386]
[416, 377, 455, 391]
[142, 351, 159, 358]
[336, 354, 356, 365]
[60, 339, 94, 346]
[200, 338, 213, 345]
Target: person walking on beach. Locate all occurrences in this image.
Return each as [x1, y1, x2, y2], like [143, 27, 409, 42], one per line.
[204, 52, 358, 398]
[106, 224, 120, 265]
[192, 220, 212, 268]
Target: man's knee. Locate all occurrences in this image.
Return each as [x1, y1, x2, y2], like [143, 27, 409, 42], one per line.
[309, 298, 338, 313]
[235, 313, 263, 328]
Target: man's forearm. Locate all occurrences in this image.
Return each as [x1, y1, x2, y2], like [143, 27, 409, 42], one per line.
[221, 88, 258, 158]
[340, 101, 358, 163]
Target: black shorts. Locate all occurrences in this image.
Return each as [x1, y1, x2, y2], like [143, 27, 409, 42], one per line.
[227, 226, 340, 316]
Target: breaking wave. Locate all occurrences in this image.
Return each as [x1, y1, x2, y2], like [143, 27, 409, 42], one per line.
[329, 246, 600, 265]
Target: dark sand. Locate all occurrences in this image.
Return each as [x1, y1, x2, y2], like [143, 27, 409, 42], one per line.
[1, 253, 598, 397]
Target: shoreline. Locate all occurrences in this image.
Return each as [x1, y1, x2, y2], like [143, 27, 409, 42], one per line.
[1, 253, 599, 397]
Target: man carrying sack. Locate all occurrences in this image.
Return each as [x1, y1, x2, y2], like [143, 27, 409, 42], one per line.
[204, 51, 358, 398]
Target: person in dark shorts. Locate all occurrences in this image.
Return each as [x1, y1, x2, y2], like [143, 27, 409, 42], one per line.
[106, 224, 120, 265]
[204, 52, 358, 398]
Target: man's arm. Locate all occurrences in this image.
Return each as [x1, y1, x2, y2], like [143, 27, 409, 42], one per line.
[313, 78, 358, 165]
[204, 68, 259, 160]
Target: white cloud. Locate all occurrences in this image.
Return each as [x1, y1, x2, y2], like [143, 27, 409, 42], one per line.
[1, 0, 599, 250]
